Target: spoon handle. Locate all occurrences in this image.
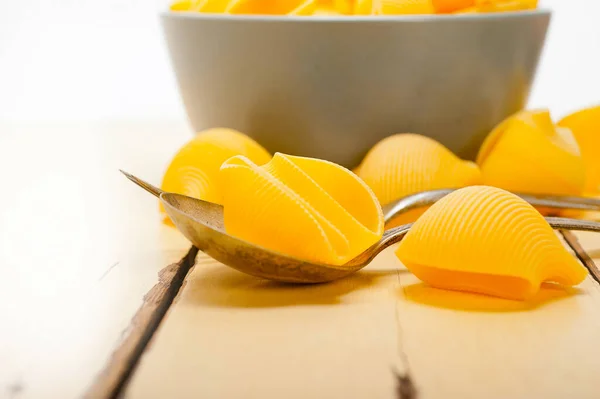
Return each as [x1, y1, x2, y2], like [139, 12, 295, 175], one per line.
[383, 190, 600, 223]
[382, 189, 451, 222]
[120, 170, 164, 198]
[546, 217, 600, 233]
[374, 217, 600, 257]
[522, 194, 600, 206]
[518, 194, 600, 211]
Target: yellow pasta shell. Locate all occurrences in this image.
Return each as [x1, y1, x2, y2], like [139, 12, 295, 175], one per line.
[220, 153, 384, 265]
[227, 0, 311, 14]
[170, 0, 194, 11]
[161, 128, 271, 207]
[308, 0, 352, 15]
[475, 0, 538, 12]
[354, 0, 373, 14]
[432, 0, 474, 13]
[189, 0, 234, 12]
[376, 0, 435, 14]
[356, 134, 482, 221]
[332, 0, 354, 14]
[290, 0, 318, 15]
[477, 109, 586, 196]
[354, 0, 434, 14]
[558, 105, 600, 195]
[396, 186, 587, 300]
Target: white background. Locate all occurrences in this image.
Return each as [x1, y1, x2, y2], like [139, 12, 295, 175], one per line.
[0, 0, 598, 123]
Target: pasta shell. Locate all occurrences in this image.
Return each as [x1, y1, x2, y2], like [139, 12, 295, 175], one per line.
[190, 0, 234, 12]
[308, 0, 352, 15]
[356, 134, 482, 224]
[477, 109, 586, 196]
[396, 186, 588, 300]
[474, 0, 537, 12]
[453, 6, 477, 12]
[161, 128, 271, 209]
[355, 0, 434, 14]
[354, 0, 373, 14]
[432, 0, 474, 13]
[220, 153, 384, 265]
[376, 0, 435, 14]
[558, 105, 600, 195]
[333, 0, 354, 14]
[170, 0, 194, 11]
[290, 0, 318, 15]
[227, 0, 311, 14]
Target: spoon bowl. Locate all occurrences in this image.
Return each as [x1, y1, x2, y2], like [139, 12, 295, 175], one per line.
[122, 171, 600, 283]
[163, 192, 374, 283]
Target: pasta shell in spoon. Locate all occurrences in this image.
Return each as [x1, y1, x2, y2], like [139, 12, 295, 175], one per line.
[220, 153, 384, 265]
[396, 185, 588, 300]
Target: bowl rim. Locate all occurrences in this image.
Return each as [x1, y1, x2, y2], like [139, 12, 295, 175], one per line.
[160, 8, 551, 23]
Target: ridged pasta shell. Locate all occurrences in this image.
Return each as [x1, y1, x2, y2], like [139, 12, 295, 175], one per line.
[227, 0, 311, 14]
[290, 0, 318, 15]
[558, 105, 600, 195]
[474, 0, 538, 12]
[396, 186, 588, 300]
[354, 0, 373, 14]
[189, 0, 233, 12]
[170, 0, 194, 11]
[220, 153, 384, 265]
[376, 0, 435, 14]
[306, 0, 352, 15]
[432, 0, 474, 13]
[356, 134, 482, 224]
[477, 109, 586, 196]
[355, 0, 434, 14]
[333, 0, 354, 14]
[161, 128, 271, 207]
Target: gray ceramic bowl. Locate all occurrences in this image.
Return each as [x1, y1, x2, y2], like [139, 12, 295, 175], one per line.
[161, 10, 550, 167]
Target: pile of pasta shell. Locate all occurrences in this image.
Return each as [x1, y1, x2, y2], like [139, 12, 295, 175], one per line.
[160, 106, 600, 300]
[170, 0, 538, 16]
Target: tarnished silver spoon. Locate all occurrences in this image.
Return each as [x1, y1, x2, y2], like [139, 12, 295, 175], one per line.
[382, 189, 600, 223]
[122, 171, 600, 283]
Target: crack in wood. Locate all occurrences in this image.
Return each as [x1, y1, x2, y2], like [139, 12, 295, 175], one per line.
[560, 230, 600, 285]
[394, 269, 418, 399]
[98, 262, 121, 282]
[395, 371, 417, 399]
[85, 246, 199, 399]
[6, 381, 23, 399]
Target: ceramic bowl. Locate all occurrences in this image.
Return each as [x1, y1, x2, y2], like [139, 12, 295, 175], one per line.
[162, 10, 550, 167]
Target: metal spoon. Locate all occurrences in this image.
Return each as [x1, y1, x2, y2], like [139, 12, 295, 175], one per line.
[122, 171, 600, 283]
[382, 189, 600, 223]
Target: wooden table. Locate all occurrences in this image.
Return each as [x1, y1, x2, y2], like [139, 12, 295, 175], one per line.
[0, 122, 193, 399]
[3, 122, 600, 399]
[123, 233, 600, 399]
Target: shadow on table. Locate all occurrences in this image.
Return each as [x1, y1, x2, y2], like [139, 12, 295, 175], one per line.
[184, 254, 406, 308]
[400, 282, 584, 313]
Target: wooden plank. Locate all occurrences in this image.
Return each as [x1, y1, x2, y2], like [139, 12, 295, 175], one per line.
[124, 232, 600, 399]
[0, 122, 192, 399]
[84, 246, 197, 399]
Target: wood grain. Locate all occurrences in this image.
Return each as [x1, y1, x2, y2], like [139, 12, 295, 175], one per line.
[561, 230, 600, 284]
[85, 246, 197, 399]
[124, 232, 600, 399]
